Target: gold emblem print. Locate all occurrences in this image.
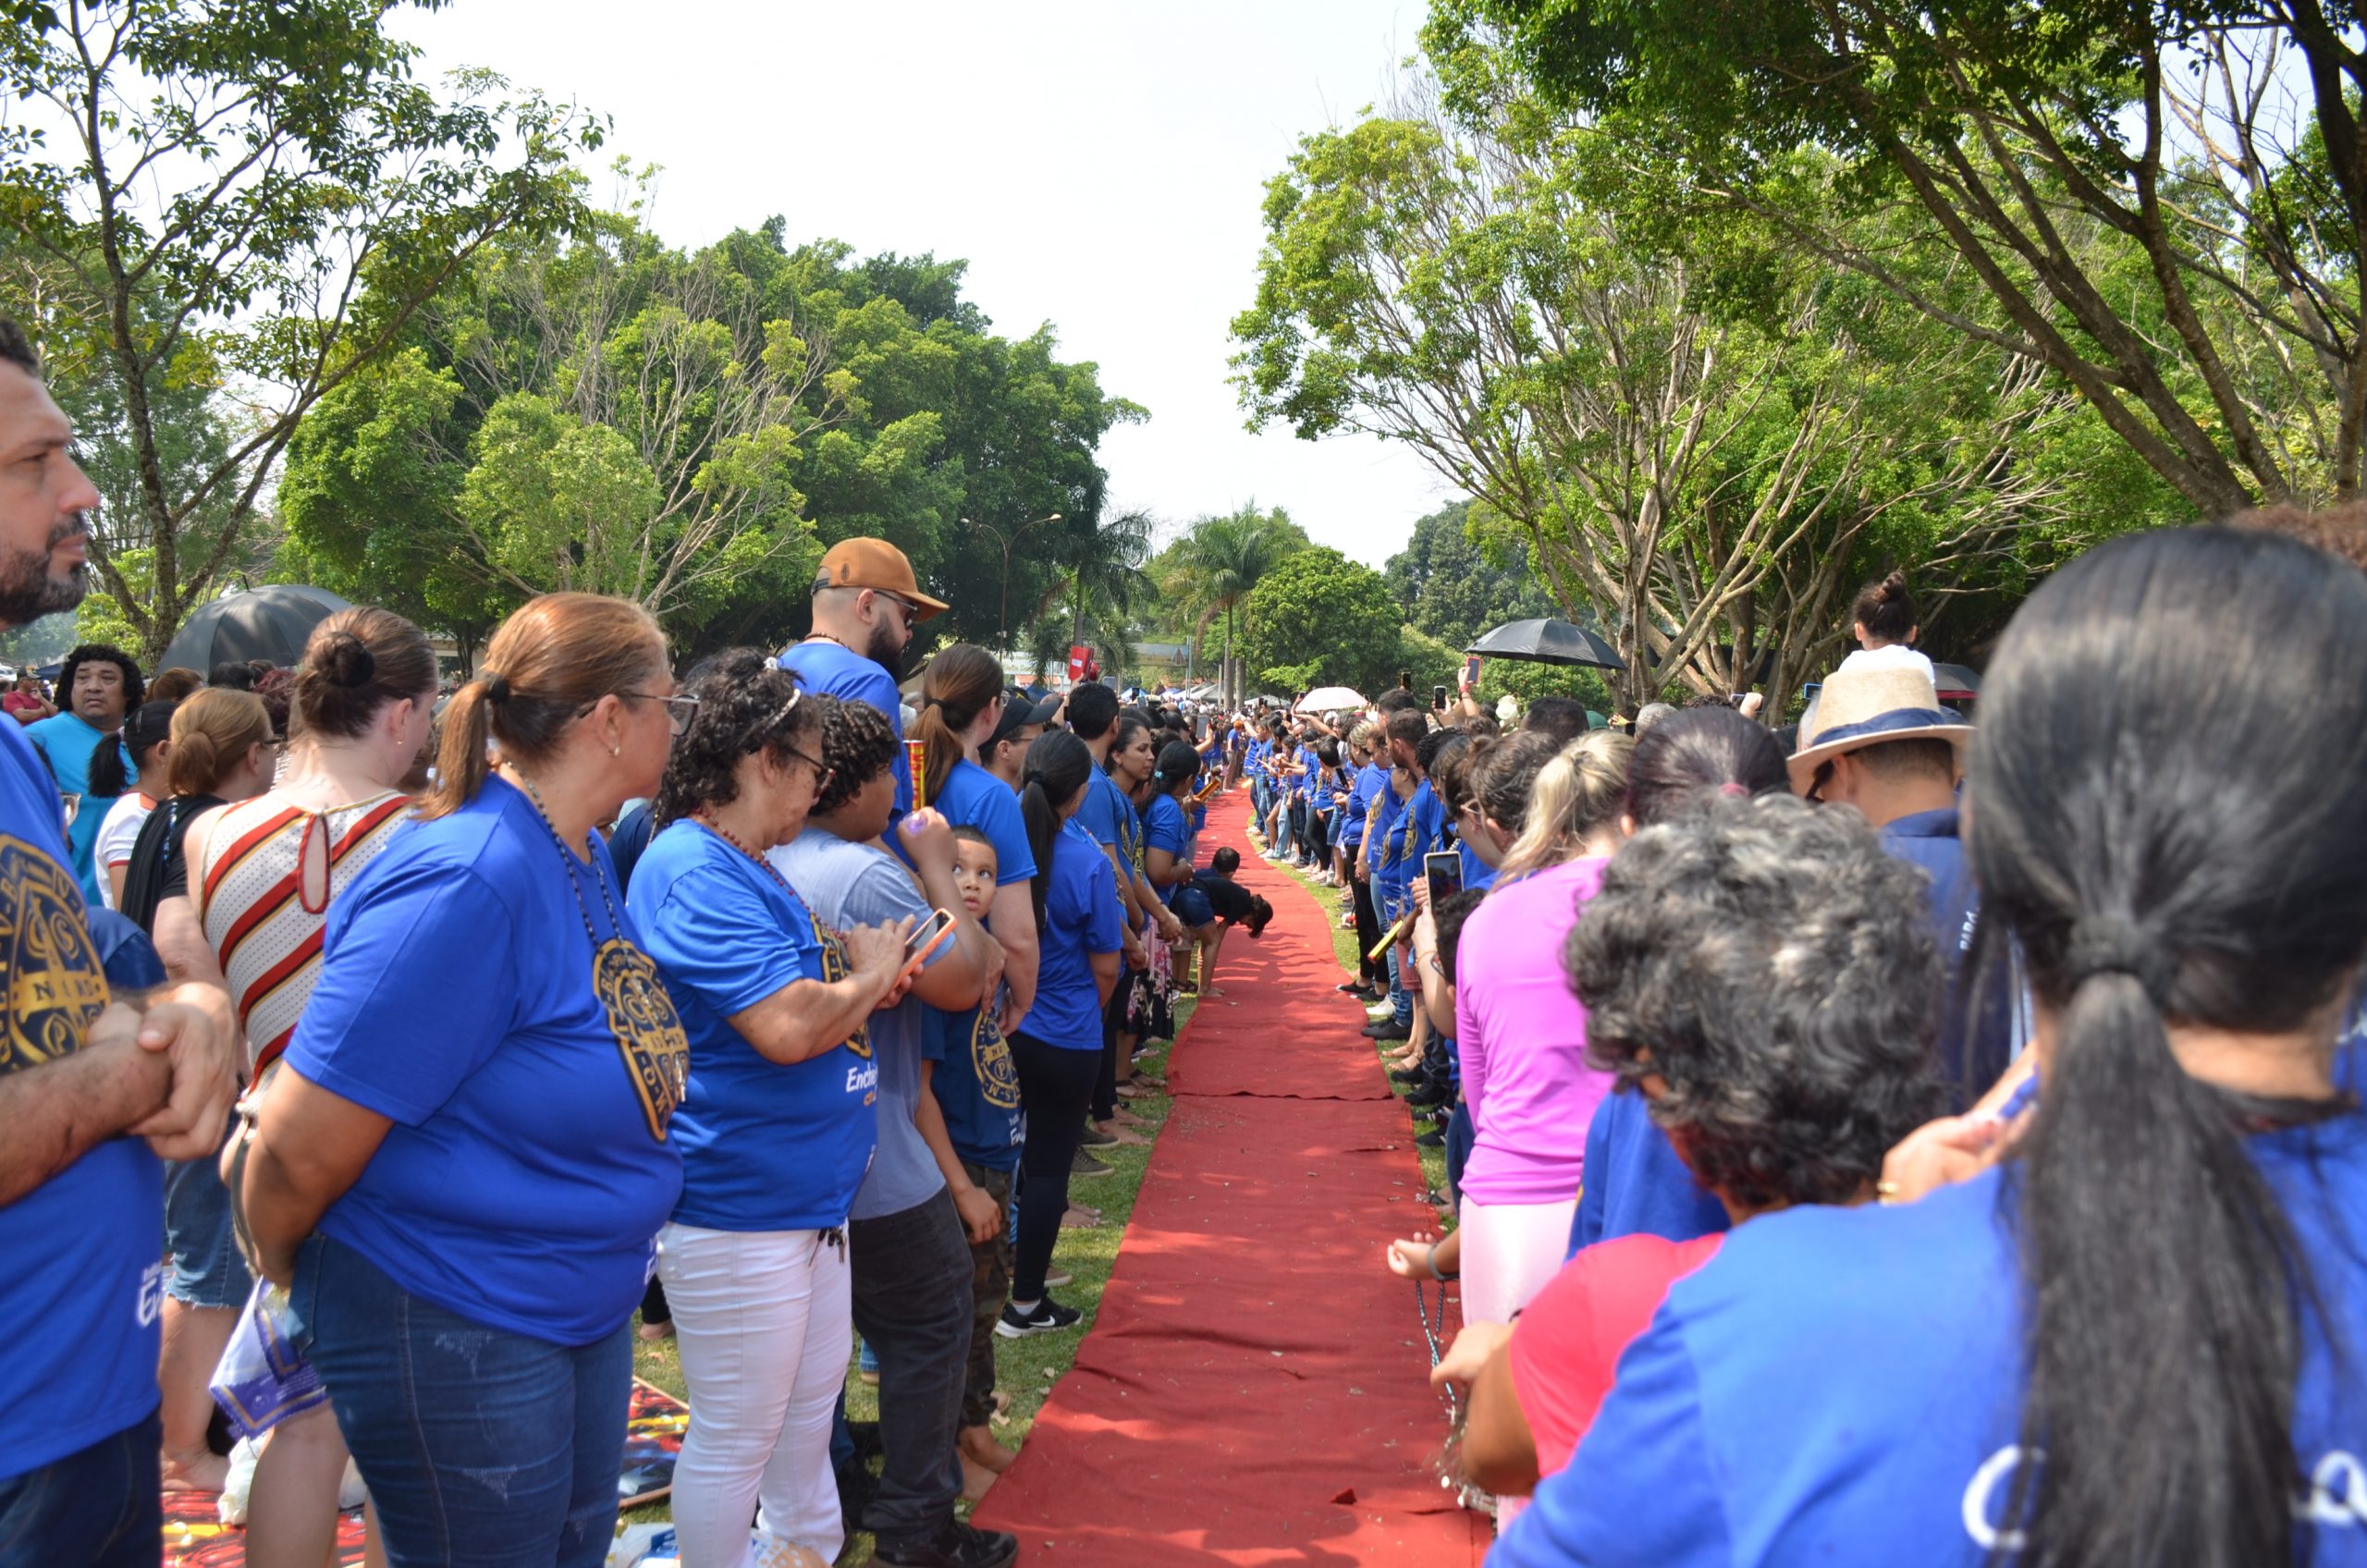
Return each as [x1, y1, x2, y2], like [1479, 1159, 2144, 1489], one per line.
[811, 914, 872, 1060]
[594, 938, 691, 1142]
[971, 1010, 1020, 1110]
[0, 834, 109, 1075]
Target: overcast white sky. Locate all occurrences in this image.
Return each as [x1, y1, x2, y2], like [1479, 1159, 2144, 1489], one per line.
[395, 0, 1454, 568]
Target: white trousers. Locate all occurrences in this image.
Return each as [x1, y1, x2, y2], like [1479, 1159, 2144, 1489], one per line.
[1456, 1194, 1578, 1529]
[656, 1221, 852, 1568]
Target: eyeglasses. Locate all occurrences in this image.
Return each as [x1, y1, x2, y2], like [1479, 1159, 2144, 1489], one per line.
[622, 691, 701, 735]
[872, 590, 921, 624]
[780, 742, 835, 793]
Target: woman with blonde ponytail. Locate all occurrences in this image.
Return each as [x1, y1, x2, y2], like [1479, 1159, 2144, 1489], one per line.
[234, 593, 696, 1567]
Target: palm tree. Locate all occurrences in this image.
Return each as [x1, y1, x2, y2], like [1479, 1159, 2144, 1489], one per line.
[1026, 507, 1159, 679]
[1171, 503, 1303, 704]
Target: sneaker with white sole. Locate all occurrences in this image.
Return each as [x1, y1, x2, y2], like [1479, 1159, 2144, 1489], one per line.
[996, 1296, 1083, 1338]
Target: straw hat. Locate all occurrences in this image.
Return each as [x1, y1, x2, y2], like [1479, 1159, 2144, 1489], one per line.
[1787, 663, 1974, 791]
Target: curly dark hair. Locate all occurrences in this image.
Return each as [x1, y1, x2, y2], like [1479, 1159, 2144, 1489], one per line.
[810, 694, 897, 816]
[1564, 793, 1945, 1212]
[56, 643, 143, 716]
[653, 649, 818, 827]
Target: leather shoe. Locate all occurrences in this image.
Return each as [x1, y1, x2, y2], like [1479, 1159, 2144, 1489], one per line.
[873, 1520, 1021, 1568]
[1362, 1019, 1410, 1042]
[1406, 1085, 1450, 1111]
[1388, 1068, 1426, 1085]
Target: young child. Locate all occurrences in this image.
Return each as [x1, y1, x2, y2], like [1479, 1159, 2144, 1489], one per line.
[921, 827, 1025, 1497]
[1187, 846, 1274, 997]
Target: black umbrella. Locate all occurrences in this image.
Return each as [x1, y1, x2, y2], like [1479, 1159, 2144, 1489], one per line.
[156, 585, 354, 673]
[1467, 617, 1625, 671]
[1932, 662, 1981, 702]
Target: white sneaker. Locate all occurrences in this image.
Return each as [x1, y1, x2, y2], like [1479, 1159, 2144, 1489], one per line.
[1366, 1000, 1395, 1022]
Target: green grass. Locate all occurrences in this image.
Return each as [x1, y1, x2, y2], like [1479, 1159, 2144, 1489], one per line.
[627, 1004, 1196, 1563]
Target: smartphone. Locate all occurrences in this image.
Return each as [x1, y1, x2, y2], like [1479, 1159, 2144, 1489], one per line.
[1729, 692, 1748, 708]
[899, 907, 957, 983]
[1424, 849, 1462, 909]
[1432, 684, 1449, 710]
[1461, 655, 1482, 691]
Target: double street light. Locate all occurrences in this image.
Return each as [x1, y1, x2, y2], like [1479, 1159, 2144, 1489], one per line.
[963, 511, 1062, 651]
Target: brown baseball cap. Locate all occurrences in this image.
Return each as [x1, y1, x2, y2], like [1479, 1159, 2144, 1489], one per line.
[813, 538, 949, 620]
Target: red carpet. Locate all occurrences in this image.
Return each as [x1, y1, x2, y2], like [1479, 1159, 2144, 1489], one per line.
[973, 792, 1484, 1566]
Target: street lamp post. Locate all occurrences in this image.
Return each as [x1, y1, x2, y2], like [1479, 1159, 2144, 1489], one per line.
[963, 512, 1061, 653]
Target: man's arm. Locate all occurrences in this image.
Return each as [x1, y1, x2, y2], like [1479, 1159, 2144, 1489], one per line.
[0, 1015, 172, 1206]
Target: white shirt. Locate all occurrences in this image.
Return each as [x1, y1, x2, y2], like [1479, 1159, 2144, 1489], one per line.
[91, 791, 156, 910]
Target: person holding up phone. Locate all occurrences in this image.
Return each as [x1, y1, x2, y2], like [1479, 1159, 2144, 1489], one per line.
[631, 663, 911, 1568]
[768, 696, 1012, 1568]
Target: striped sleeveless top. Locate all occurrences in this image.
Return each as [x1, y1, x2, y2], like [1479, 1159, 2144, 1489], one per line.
[190, 790, 412, 1080]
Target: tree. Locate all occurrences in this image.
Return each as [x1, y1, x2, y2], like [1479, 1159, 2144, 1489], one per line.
[1431, 0, 2365, 512]
[1384, 499, 1557, 647]
[1023, 507, 1159, 677]
[1233, 64, 2109, 711]
[1159, 503, 1310, 703]
[0, 1, 603, 664]
[1238, 546, 1404, 694]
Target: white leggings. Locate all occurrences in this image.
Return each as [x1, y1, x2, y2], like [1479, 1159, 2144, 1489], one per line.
[656, 1221, 852, 1568]
[1456, 1194, 1579, 1529]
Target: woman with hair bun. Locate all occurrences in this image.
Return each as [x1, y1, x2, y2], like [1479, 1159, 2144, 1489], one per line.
[1835, 570, 1935, 681]
[150, 607, 436, 1562]
[233, 593, 693, 1567]
[1499, 526, 2367, 1568]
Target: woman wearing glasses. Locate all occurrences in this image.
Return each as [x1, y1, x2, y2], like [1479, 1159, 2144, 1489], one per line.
[237, 593, 693, 1568]
[628, 656, 914, 1568]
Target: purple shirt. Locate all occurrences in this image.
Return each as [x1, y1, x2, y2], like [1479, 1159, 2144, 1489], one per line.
[1453, 856, 1611, 1206]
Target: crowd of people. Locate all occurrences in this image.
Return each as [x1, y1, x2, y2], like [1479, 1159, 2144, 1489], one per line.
[0, 311, 1287, 1568]
[5, 284, 2365, 1568]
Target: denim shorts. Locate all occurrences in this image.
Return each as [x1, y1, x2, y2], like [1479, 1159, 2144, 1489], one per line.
[1171, 884, 1214, 929]
[164, 1147, 252, 1309]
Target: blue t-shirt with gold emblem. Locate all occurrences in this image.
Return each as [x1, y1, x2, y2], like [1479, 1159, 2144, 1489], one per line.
[0, 718, 161, 1477]
[632, 820, 878, 1231]
[923, 1001, 1024, 1171]
[285, 777, 689, 1346]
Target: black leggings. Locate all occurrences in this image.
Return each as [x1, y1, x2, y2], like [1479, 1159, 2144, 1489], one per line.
[1011, 1030, 1101, 1300]
[1351, 865, 1382, 983]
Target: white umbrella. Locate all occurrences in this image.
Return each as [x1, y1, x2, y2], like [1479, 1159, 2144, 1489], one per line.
[1294, 685, 1366, 713]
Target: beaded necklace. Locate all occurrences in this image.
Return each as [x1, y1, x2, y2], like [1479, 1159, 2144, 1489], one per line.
[503, 766, 689, 1142]
[693, 811, 791, 893]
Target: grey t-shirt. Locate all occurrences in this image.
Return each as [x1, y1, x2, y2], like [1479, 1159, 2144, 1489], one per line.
[770, 827, 947, 1221]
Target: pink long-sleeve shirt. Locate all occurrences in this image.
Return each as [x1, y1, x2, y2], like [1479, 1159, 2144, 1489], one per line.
[1453, 855, 1612, 1207]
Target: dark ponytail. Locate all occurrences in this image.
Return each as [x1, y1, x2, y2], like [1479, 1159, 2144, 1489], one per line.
[88, 700, 178, 798]
[1968, 527, 2367, 1568]
[1019, 728, 1094, 933]
[1149, 740, 1199, 798]
[913, 644, 1002, 806]
[1851, 570, 1917, 643]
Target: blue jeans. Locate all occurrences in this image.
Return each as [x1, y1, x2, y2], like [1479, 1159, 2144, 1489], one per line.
[288, 1234, 632, 1568]
[0, 1411, 158, 1568]
[164, 1136, 252, 1307]
[1271, 801, 1295, 859]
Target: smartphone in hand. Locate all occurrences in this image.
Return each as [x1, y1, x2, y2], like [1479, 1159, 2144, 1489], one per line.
[1424, 850, 1463, 910]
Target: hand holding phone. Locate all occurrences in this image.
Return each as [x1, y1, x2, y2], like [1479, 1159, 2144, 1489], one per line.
[898, 907, 958, 987]
[1424, 850, 1463, 910]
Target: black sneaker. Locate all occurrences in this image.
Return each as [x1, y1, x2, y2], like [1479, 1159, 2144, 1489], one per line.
[1079, 1123, 1118, 1147]
[873, 1518, 1022, 1568]
[1072, 1148, 1115, 1177]
[1388, 1068, 1426, 1085]
[1363, 1019, 1410, 1042]
[1336, 981, 1370, 996]
[1414, 1130, 1445, 1147]
[996, 1295, 1083, 1339]
[1407, 1085, 1451, 1110]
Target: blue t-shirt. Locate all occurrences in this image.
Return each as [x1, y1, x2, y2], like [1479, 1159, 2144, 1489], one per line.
[0, 720, 161, 1478]
[770, 827, 953, 1222]
[1286, 745, 1312, 800]
[1025, 825, 1125, 1050]
[929, 756, 1034, 886]
[924, 1003, 1024, 1171]
[631, 822, 877, 1232]
[1370, 778, 1406, 888]
[1498, 1119, 2367, 1568]
[1343, 762, 1384, 849]
[286, 778, 688, 1345]
[1568, 1088, 1729, 1258]
[24, 711, 132, 905]
[777, 638, 911, 819]
[1883, 808, 2017, 1109]
[1456, 838, 1498, 896]
[1142, 792, 1191, 908]
[1407, 780, 1446, 864]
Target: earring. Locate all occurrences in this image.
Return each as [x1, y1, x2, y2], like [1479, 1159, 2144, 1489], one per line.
[609, 742, 620, 757]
